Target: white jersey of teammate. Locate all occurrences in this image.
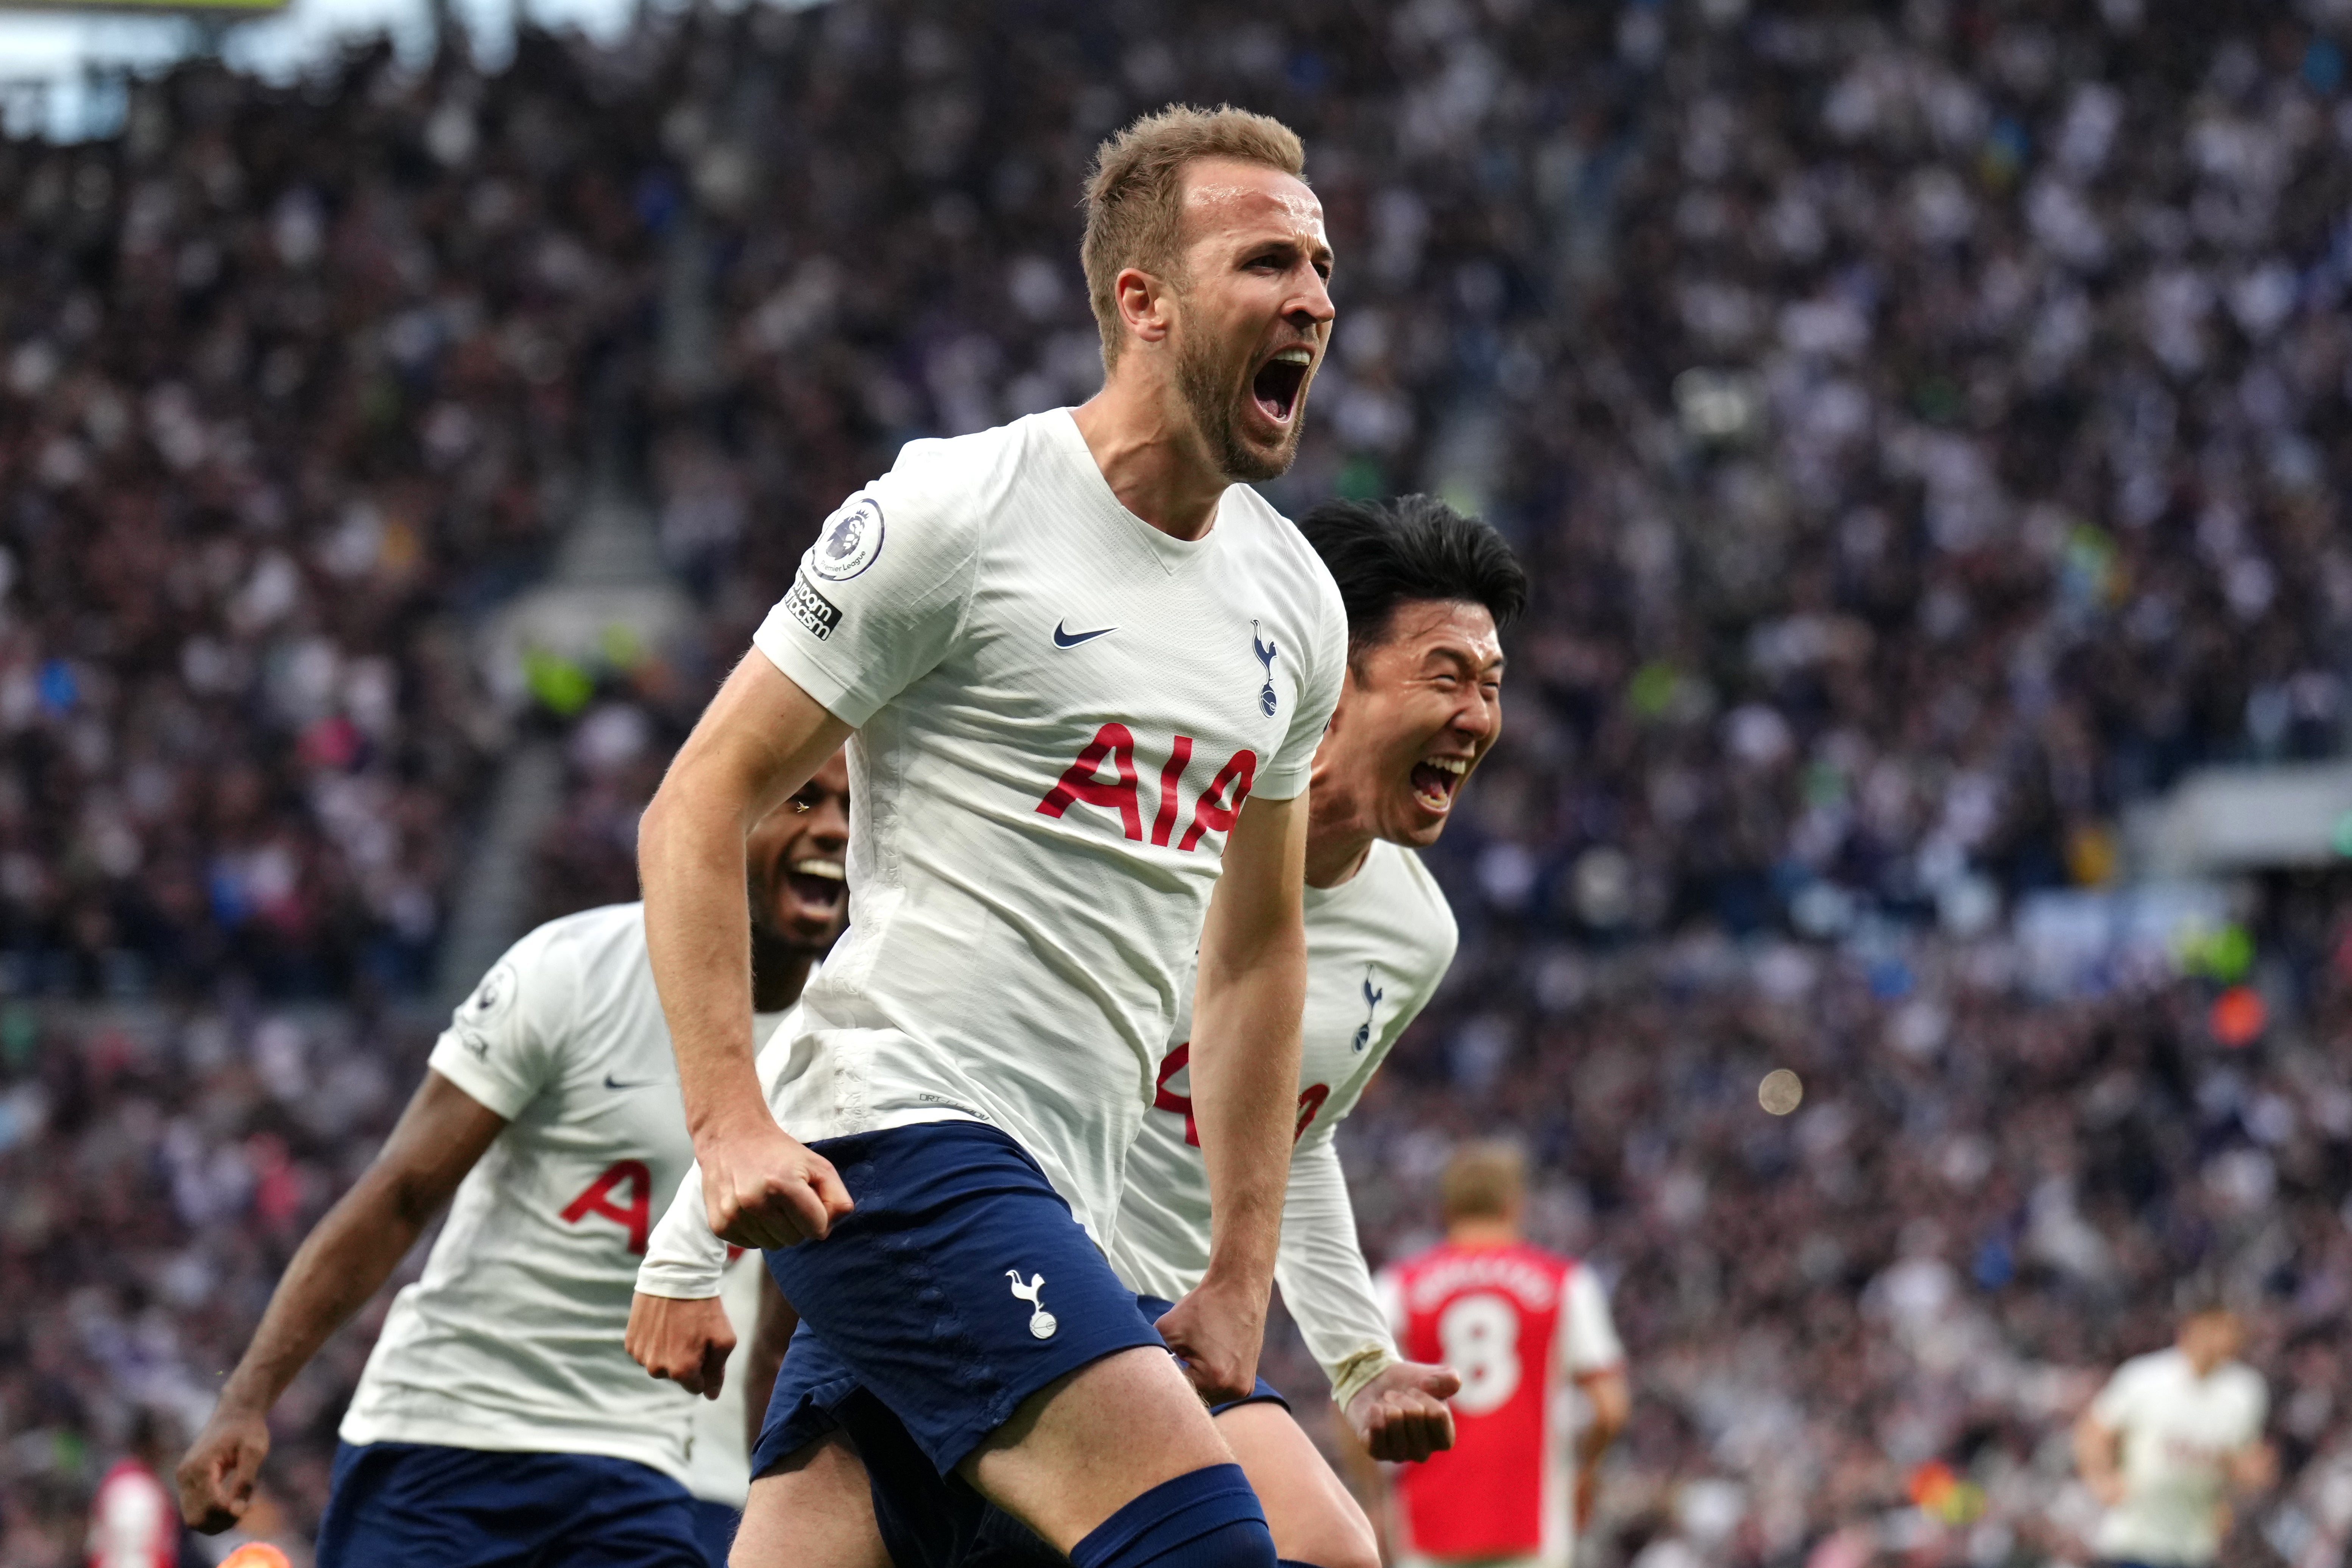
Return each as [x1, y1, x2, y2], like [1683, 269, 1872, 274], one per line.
[2088, 1347, 2268, 1566]
[341, 901, 779, 1496]
[750, 408, 1345, 1241]
[1112, 839, 1456, 1407]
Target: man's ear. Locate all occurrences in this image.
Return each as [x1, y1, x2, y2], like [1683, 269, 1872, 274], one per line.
[1115, 266, 1174, 347]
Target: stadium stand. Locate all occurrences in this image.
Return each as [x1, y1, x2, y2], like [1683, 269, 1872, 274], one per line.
[3, 1, 2351, 1562]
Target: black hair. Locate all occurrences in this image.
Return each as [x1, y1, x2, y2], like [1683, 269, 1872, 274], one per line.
[1296, 494, 1529, 657]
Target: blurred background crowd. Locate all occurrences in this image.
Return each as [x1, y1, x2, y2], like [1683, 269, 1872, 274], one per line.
[4, 0, 2352, 1562]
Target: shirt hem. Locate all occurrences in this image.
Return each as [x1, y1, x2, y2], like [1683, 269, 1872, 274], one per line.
[336, 1412, 690, 1487]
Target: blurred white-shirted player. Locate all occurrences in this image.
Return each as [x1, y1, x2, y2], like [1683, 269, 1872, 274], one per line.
[173, 759, 849, 1568]
[1379, 1144, 1629, 1568]
[631, 494, 1529, 1568]
[2075, 1306, 2274, 1568]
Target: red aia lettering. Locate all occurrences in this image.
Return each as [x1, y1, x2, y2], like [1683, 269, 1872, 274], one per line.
[1035, 723, 1142, 841]
[1153, 1042, 1329, 1149]
[1037, 731, 1256, 854]
[1155, 1041, 1201, 1147]
[560, 1159, 653, 1254]
[1150, 735, 1195, 847]
[1294, 1082, 1331, 1141]
[1177, 751, 1256, 853]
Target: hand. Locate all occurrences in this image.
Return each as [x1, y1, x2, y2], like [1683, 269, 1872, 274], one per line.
[1156, 1276, 1266, 1406]
[1345, 1361, 1459, 1463]
[698, 1117, 853, 1250]
[2085, 1471, 2126, 1508]
[626, 1292, 737, 1398]
[176, 1404, 270, 1533]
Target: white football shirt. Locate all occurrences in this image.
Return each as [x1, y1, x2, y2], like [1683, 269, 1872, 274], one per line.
[751, 408, 1347, 1242]
[1111, 840, 1457, 1407]
[684, 1248, 764, 1507]
[341, 902, 788, 1487]
[2089, 1347, 2268, 1565]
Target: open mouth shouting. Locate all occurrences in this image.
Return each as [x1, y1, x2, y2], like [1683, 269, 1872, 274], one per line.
[782, 855, 845, 920]
[1250, 344, 1314, 427]
[1410, 754, 1471, 815]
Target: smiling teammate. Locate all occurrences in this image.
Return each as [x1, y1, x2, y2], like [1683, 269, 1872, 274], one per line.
[633, 106, 1347, 1568]
[630, 496, 1526, 1568]
[173, 760, 851, 1567]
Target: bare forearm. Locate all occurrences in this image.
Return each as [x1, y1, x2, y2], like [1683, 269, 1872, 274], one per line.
[217, 1180, 430, 1415]
[640, 786, 764, 1147]
[1189, 938, 1306, 1290]
[641, 657, 849, 1152]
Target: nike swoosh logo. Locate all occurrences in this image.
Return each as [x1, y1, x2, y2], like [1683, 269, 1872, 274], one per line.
[603, 1074, 669, 1091]
[1052, 621, 1116, 648]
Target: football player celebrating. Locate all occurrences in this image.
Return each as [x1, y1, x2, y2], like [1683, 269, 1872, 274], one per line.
[632, 494, 1526, 1568]
[173, 759, 851, 1567]
[634, 104, 1347, 1568]
[1381, 1144, 1630, 1568]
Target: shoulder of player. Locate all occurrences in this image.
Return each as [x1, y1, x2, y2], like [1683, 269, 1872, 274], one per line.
[874, 418, 1044, 536]
[1222, 489, 1344, 606]
[499, 902, 650, 1014]
[1330, 843, 1459, 966]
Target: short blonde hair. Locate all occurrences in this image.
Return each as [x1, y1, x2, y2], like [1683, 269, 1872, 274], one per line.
[1440, 1140, 1528, 1222]
[1081, 104, 1307, 368]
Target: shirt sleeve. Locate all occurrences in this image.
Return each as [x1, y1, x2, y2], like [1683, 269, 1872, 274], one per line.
[2088, 1360, 2143, 1429]
[636, 1158, 733, 1300]
[1251, 563, 1348, 802]
[425, 923, 574, 1120]
[640, 1010, 806, 1300]
[1557, 1265, 1626, 1375]
[750, 448, 985, 729]
[1377, 1265, 1407, 1340]
[1274, 1136, 1401, 1411]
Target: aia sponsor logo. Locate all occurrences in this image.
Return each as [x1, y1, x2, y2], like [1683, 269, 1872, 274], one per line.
[1153, 1041, 1327, 1148]
[560, 1159, 653, 1254]
[1035, 725, 1255, 852]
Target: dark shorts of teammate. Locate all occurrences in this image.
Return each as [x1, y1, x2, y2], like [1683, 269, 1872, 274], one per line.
[688, 1498, 739, 1568]
[315, 1441, 706, 1568]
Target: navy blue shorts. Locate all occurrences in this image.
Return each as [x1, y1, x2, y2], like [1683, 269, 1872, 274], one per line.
[314, 1442, 704, 1568]
[688, 1499, 738, 1567]
[755, 1289, 1287, 1568]
[756, 1120, 1166, 1475]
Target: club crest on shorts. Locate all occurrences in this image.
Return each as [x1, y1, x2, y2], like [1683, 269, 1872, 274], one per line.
[1006, 1270, 1057, 1339]
[1252, 620, 1279, 718]
[810, 495, 884, 582]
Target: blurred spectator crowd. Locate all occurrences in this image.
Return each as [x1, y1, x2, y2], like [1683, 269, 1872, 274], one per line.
[5, 0, 2352, 1562]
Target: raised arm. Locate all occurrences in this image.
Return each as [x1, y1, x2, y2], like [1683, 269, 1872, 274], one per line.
[1156, 789, 1309, 1404]
[175, 1071, 505, 1532]
[638, 653, 852, 1249]
[1278, 1136, 1459, 1460]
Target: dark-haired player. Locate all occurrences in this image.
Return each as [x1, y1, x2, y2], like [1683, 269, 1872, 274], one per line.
[632, 104, 1347, 1568]
[634, 494, 1528, 1568]
[173, 761, 850, 1567]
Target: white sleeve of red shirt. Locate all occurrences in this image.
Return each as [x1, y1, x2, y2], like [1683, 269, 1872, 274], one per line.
[1556, 1264, 1624, 1376]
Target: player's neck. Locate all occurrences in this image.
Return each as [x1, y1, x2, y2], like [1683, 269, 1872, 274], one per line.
[1303, 739, 1375, 887]
[1072, 382, 1230, 542]
[1446, 1217, 1520, 1248]
[750, 938, 815, 1014]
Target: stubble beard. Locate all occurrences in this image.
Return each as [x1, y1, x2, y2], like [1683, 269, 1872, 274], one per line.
[1173, 312, 1306, 484]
